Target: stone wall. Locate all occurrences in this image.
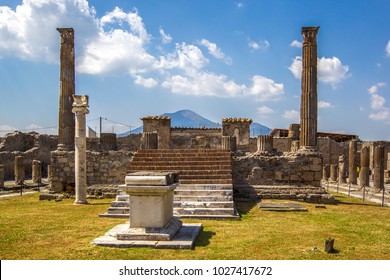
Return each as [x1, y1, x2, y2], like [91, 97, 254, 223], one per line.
[273, 137, 292, 153]
[50, 150, 133, 192]
[171, 127, 221, 149]
[232, 152, 322, 186]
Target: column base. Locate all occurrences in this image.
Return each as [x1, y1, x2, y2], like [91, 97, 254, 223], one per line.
[74, 200, 88, 205]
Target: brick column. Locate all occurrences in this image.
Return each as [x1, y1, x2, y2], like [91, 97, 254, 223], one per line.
[359, 146, 370, 187]
[72, 95, 89, 204]
[373, 145, 385, 189]
[57, 28, 75, 151]
[348, 140, 358, 184]
[299, 26, 319, 151]
[32, 160, 42, 184]
[14, 156, 25, 184]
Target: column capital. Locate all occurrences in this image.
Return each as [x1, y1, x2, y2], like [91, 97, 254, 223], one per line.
[301, 26, 320, 42]
[72, 95, 89, 114]
[57, 28, 74, 45]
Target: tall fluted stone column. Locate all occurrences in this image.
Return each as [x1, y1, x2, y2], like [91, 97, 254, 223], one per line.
[373, 145, 385, 189]
[57, 28, 75, 151]
[359, 146, 370, 187]
[0, 164, 4, 188]
[14, 156, 25, 184]
[32, 160, 42, 184]
[329, 164, 338, 182]
[348, 140, 358, 184]
[257, 135, 273, 154]
[338, 155, 347, 184]
[299, 26, 319, 151]
[141, 132, 158, 149]
[72, 95, 89, 204]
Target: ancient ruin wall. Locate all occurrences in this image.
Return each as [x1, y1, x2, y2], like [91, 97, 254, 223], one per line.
[50, 150, 133, 192]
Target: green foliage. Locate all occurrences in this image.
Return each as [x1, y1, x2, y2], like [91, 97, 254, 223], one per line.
[0, 193, 389, 260]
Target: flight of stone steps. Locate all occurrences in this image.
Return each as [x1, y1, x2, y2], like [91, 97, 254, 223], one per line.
[100, 149, 239, 219]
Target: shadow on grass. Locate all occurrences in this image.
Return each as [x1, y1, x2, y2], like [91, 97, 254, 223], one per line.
[235, 200, 259, 215]
[195, 230, 216, 247]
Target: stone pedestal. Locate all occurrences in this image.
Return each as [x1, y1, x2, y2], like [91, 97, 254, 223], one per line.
[338, 155, 347, 184]
[359, 146, 370, 187]
[299, 26, 319, 151]
[373, 146, 385, 189]
[329, 164, 338, 182]
[348, 140, 358, 184]
[257, 135, 273, 154]
[0, 164, 4, 188]
[32, 160, 42, 184]
[141, 132, 158, 150]
[72, 95, 89, 204]
[14, 156, 25, 184]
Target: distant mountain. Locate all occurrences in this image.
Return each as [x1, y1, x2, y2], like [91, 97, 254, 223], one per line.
[118, 109, 271, 137]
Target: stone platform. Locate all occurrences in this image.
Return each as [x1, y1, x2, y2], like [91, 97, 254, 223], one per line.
[92, 221, 202, 249]
[258, 202, 308, 212]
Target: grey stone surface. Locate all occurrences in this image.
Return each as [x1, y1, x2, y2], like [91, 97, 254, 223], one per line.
[258, 202, 308, 212]
[92, 222, 202, 249]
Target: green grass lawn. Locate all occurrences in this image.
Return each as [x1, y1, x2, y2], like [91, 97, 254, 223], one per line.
[0, 192, 389, 260]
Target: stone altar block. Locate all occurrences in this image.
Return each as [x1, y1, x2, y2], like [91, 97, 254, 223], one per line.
[93, 172, 202, 248]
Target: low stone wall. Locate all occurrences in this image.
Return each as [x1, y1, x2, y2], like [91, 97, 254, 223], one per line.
[50, 150, 133, 192]
[232, 152, 322, 186]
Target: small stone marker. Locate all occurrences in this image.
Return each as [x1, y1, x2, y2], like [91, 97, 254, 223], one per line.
[325, 237, 335, 253]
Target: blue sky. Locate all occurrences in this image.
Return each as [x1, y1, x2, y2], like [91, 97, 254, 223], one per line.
[1, 0, 390, 140]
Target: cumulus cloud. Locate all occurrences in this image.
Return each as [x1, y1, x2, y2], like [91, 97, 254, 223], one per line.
[367, 82, 390, 123]
[288, 56, 350, 88]
[235, 2, 245, 8]
[282, 110, 299, 121]
[159, 27, 172, 44]
[0, 0, 284, 102]
[249, 40, 270, 51]
[318, 100, 334, 109]
[290, 40, 302, 48]
[386, 40, 390, 57]
[199, 39, 231, 64]
[257, 106, 274, 115]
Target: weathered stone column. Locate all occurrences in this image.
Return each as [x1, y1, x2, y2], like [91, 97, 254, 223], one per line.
[0, 164, 4, 188]
[47, 164, 51, 182]
[222, 136, 236, 151]
[338, 155, 347, 184]
[348, 140, 358, 184]
[288, 124, 300, 140]
[14, 156, 25, 184]
[141, 132, 158, 149]
[257, 135, 273, 154]
[299, 26, 319, 151]
[32, 160, 42, 184]
[322, 164, 330, 181]
[373, 145, 385, 189]
[329, 164, 338, 182]
[359, 146, 370, 187]
[72, 95, 89, 204]
[57, 28, 75, 151]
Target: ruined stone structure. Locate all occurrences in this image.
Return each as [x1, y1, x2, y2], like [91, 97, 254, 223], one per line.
[299, 26, 319, 151]
[141, 132, 158, 150]
[222, 118, 252, 151]
[14, 156, 25, 184]
[338, 155, 347, 184]
[32, 160, 42, 184]
[141, 116, 171, 149]
[373, 146, 385, 189]
[257, 135, 274, 154]
[72, 95, 89, 204]
[348, 140, 358, 184]
[0, 164, 4, 188]
[57, 28, 75, 151]
[100, 133, 117, 151]
[329, 164, 338, 182]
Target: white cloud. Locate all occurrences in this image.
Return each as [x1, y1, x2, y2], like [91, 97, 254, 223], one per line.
[386, 40, 390, 57]
[249, 40, 270, 50]
[159, 27, 172, 44]
[248, 75, 284, 102]
[370, 94, 386, 110]
[368, 82, 386, 95]
[0, 124, 18, 137]
[257, 106, 274, 115]
[290, 40, 302, 48]
[235, 2, 245, 8]
[318, 100, 334, 109]
[199, 39, 232, 65]
[369, 110, 390, 121]
[133, 75, 158, 88]
[282, 110, 299, 121]
[288, 56, 350, 88]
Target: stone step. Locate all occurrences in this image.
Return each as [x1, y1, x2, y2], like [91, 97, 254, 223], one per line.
[176, 184, 233, 190]
[174, 189, 233, 196]
[133, 155, 232, 160]
[130, 161, 232, 167]
[111, 201, 130, 207]
[128, 165, 232, 171]
[174, 201, 234, 208]
[107, 207, 129, 214]
[180, 179, 232, 184]
[116, 195, 129, 201]
[174, 207, 235, 216]
[174, 195, 233, 202]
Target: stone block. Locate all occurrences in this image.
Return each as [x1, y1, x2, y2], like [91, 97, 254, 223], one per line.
[302, 171, 314, 181]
